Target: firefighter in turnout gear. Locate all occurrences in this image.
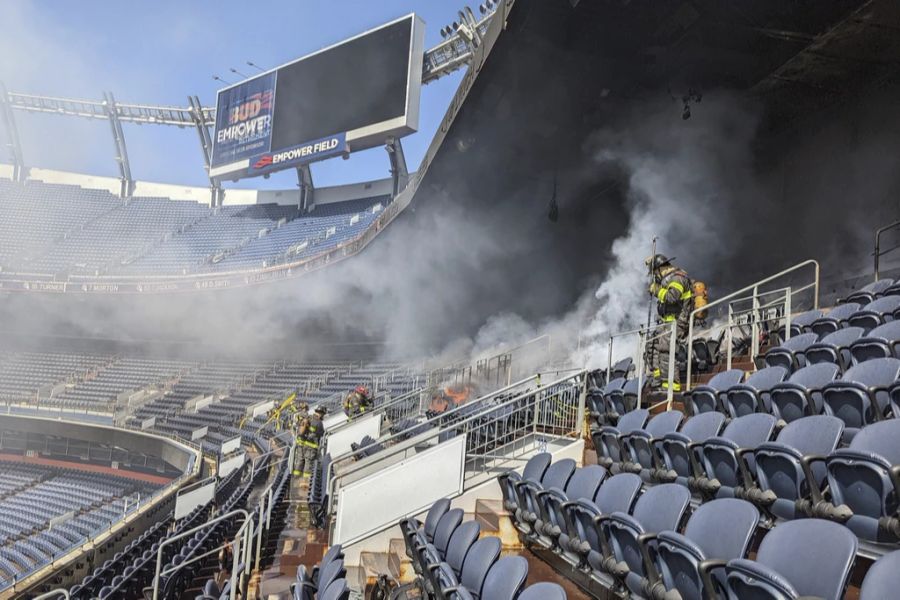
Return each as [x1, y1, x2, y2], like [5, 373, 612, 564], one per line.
[343, 385, 373, 419]
[293, 403, 324, 478]
[646, 254, 693, 391]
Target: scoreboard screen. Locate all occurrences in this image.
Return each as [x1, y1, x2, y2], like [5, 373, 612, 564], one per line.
[210, 14, 424, 180]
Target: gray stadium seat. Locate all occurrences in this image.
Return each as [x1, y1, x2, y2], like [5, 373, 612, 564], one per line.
[747, 415, 844, 520]
[844, 279, 895, 305]
[498, 453, 550, 514]
[722, 366, 788, 418]
[722, 519, 857, 600]
[804, 326, 864, 371]
[848, 296, 900, 332]
[763, 332, 819, 372]
[860, 550, 900, 600]
[515, 459, 576, 534]
[684, 368, 744, 414]
[849, 319, 900, 363]
[535, 465, 607, 547]
[519, 582, 567, 600]
[694, 413, 777, 499]
[655, 411, 727, 486]
[768, 362, 840, 423]
[649, 498, 760, 600]
[620, 410, 684, 475]
[592, 408, 649, 468]
[810, 302, 861, 337]
[821, 357, 900, 442]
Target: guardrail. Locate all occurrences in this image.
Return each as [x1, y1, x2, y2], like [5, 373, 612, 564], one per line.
[874, 220, 900, 281]
[326, 370, 586, 545]
[685, 259, 819, 390]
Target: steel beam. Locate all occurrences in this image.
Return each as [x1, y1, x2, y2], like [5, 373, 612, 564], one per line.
[103, 92, 134, 198]
[0, 81, 27, 182]
[385, 137, 409, 198]
[188, 95, 222, 207]
[296, 164, 314, 212]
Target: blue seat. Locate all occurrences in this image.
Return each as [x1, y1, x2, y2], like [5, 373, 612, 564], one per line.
[694, 413, 777, 499]
[860, 550, 900, 600]
[434, 537, 501, 600]
[595, 377, 626, 424]
[810, 302, 861, 337]
[595, 484, 692, 596]
[722, 519, 857, 600]
[821, 357, 900, 442]
[619, 410, 683, 476]
[722, 367, 788, 418]
[763, 332, 819, 372]
[412, 510, 462, 575]
[535, 465, 607, 547]
[848, 296, 900, 332]
[421, 521, 481, 595]
[592, 409, 649, 468]
[780, 309, 824, 340]
[655, 412, 726, 486]
[514, 458, 576, 534]
[845, 279, 895, 305]
[611, 357, 633, 380]
[804, 326, 864, 371]
[475, 556, 528, 600]
[747, 415, 844, 520]
[768, 362, 840, 423]
[319, 578, 349, 600]
[561, 473, 642, 568]
[648, 499, 760, 600]
[850, 320, 900, 363]
[401, 498, 449, 559]
[606, 378, 644, 421]
[498, 454, 549, 514]
[821, 419, 900, 542]
[684, 369, 744, 415]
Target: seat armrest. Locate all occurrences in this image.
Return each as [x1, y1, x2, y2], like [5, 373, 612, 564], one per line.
[591, 514, 614, 559]
[697, 559, 728, 600]
[798, 454, 827, 504]
[734, 448, 758, 489]
[636, 532, 661, 585]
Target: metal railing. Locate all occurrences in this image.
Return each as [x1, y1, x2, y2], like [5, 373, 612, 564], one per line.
[326, 370, 586, 517]
[604, 321, 678, 409]
[874, 220, 900, 281]
[722, 286, 792, 369]
[685, 260, 819, 390]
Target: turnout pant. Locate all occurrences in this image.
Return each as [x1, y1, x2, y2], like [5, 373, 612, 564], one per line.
[294, 445, 319, 477]
[648, 305, 692, 385]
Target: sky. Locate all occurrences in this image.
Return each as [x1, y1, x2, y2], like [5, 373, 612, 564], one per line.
[0, 1, 467, 190]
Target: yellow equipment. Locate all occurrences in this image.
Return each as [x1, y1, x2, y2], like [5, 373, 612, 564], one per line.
[692, 280, 709, 320]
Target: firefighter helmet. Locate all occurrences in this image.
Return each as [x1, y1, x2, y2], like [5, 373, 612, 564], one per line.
[314, 405, 327, 415]
[645, 254, 674, 273]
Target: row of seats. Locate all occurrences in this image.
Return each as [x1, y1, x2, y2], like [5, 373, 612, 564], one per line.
[503, 452, 900, 599]
[291, 543, 348, 600]
[399, 498, 567, 599]
[594, 403, 900, 543]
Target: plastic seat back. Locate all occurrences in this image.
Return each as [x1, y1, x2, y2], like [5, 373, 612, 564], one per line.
[764, 332, 819, 371]
[822, 357, 900, 439]
[849, 296, 900, 332]
[851, 320, 900, 363]
[860, 550, 900, 600]
[656, 499, 759, 600]
[805, 326, 864, 370]
[700, 414, 776, 497]
[811, 302, 860, 337]
[479, 556, 528, 600]
[519, 582, 567, 600]
[457, 537, 501, 597]
[724, 519, 857, 600]
[723, 367, 788, 417]
[769, 362, 840, 423]
[688, 369, 744, 414]
[658, 412, 726, 481]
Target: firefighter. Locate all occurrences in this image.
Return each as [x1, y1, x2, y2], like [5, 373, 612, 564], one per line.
[343, 385, 372, 418]
[293, 404, 324, 478]
[646, 254, 693, 391]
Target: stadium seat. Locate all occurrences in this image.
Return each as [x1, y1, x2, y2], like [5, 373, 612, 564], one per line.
[804, 326, 864, 371]
[763, 332, 819, 372]
[646, 498, 760, 600]
[654, 411, 727, 486]
[413, 510, 467, 577]
[319, 578, 350, 600]
[619, 410, 684, 476]
[594, 483, 692, 596]
[844, 279, 895, 305]
[768, 362, 840, 423]
[746, 415, 844, 520]
[848, 296, 900, 332]
[693, 413, 777, 499]
[810, 302, 862, 337]
[592, 409, 649, 468]
[859, 550, 900, 600]
[819, 419, 900, 541]
[821, 357, 900, 442]
[722, 366, 788, 418]
[779, 309, 824, 341]
[401, 499, 449, 560]
[561, 473, 642, 569]
[534, 465, 607, 547]
[604, 377, 639, 422]
[498, 453, 550, 516]
[684, 368, 744, 415]
[421, 521, 481, 595]
[519, 582, 567, 600]
[434, 536, 501, 600]
[849, 319, 900, 363]
[721, 519, 857, 600]
[611, 357, 633, 380]
[514, 459, 576, 534]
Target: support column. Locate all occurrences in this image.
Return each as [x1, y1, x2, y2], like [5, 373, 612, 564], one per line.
[385, 137, 409, 198]
[188, 95, 222, 208]
[103, 92, 134, 198]
[0, 82, 26, 182]
[296, 164, 314, 212]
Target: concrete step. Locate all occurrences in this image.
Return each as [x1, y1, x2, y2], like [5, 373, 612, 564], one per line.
[389, 538, 417, 584]
[360, 550, 401, 581]
[472, 498, 519, 548]
[346, 565, 367, 593]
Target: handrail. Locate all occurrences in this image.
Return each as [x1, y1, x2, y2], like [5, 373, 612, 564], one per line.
[327, 370, 584, 509]
[874, 220, 900, 281]
[685, 259, 819, 390]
